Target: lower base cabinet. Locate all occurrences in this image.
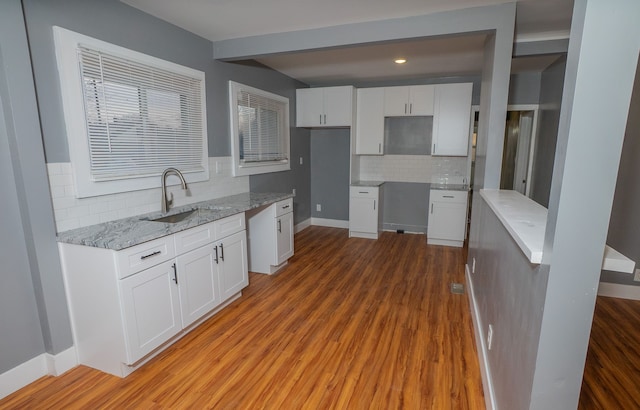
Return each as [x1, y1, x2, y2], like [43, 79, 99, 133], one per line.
[349, 185, 383, 239]
[427, 190, 468, 247]
[59, 212, 248, 377]
[247, 198, 294, 274]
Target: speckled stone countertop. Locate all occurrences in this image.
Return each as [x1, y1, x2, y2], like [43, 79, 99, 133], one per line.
[350, 180, 385, 187]
[57, 192, 293, 251]
[429, 183, 470, 191]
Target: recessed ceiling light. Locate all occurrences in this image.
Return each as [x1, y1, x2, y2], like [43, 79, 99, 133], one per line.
[394, 58, 407, 64]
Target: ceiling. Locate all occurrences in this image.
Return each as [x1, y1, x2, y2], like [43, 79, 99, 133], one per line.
[122, 0, 573, 85]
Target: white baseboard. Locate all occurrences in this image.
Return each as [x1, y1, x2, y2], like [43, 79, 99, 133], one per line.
[597, 281, 640, 300]
[466, 265, 496, 410]
[294, 218, 311, 233]
[0, 347, 77, 399]
[310, 217, 349, 229]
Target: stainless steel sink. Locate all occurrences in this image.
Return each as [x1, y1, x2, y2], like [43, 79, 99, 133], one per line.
[148, 209, 197, 223]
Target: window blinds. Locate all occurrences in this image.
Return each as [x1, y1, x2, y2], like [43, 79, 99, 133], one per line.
[78, 46, 205, 181]
[236, 89, 287, 165]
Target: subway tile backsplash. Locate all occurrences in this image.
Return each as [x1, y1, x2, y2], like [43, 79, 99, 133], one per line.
[47, 157, 249, 232]
[359, 155, 468, 184]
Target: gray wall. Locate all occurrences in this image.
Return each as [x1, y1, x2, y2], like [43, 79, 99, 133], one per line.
[602, 57, 640, 285]
[383, 182, 429, 233]
[310, 129, 351, 220]
[530, 56, 566, 207]
[0, 0, 73, 373]
[509, 72, 542, 105]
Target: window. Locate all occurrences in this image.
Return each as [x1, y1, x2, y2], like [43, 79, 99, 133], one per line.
[53, 27, 208, 197]
[229, 81, 290, 176]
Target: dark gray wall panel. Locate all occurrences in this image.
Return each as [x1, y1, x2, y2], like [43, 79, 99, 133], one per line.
[310, 129, 350, 220]
[603, 57, 640, 285]
[508, 72, 541, 105]
[382, 182, 429, 233]
[530, 56, 566, 207]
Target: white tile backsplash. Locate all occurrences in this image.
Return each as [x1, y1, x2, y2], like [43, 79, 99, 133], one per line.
[358, 154, 469, 184]
[48, 157, 249, 232]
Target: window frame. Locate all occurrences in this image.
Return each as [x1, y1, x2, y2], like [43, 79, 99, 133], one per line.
[53, 26, 209, 198]
[228, 81, 290, 176]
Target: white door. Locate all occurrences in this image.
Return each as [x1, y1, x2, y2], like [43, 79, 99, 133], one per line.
[428, 201, 467, 241]
[218, 230, 249, 302]
[296, 88, 323, 126]
[175, 245, 219, 328]
[383, 86, 410, 116]
[408, 85, 435, 115]
[276, 212, 294, 264]
[432, 83, 472, 156]
[513, 111, 534, 195]
[349, 197, 377, 234]
[323, 86, 352, 126]
[119, 260, 181, 364]
[355, 88, 385, 155]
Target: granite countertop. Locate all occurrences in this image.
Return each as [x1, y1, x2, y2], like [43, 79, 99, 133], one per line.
[351, 180, 385, 187]
[57, 192, 293, 251]
[430, 183, 470, 191]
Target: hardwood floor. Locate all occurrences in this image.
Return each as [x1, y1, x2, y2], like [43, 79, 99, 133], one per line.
[0, 227, 484, 409]
[579, 295, 640, 409]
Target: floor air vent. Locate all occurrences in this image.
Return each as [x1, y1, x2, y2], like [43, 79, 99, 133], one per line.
[450, 283, 465, 294]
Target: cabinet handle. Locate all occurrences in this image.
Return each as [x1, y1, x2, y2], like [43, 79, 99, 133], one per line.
[378, 143, 381, 153]
[433, 143, 436, 154]
[319, 114, 322, 124]
[282, 204, 290, 209]
[410, 103, 413, 114]
[220, 243, 224, 261]
[172, 263, 178, 284]
[140, 250, 161, 260]
[278, 219, 282, 233]
[431, 203, 434, 214]
[373, 200, 376, 211]
[404, 103, 407, 114]
[359, 191, 369, 194]
[214, 245, 219, 264]
[443, 195, 455, 198]
[324, 114, 326, 124]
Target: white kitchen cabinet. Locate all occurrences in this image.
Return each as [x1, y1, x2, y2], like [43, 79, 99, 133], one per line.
[384, 85, 435, 116]
[247, 198, 294, 274]
[432, 83, 473, 156]
[58, 212, 248, 377]
[296, 86, 354, 127]
[349, 185, 383, 239]
[355, 87, 385, 155]
[427, 190, 468, 247]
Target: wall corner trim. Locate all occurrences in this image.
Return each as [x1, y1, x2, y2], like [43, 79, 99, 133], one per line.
[294, 218, 312, 233]
[597, 281, 640, 301]
[0, 347, 77, 400]
[310, 218, 349, 229]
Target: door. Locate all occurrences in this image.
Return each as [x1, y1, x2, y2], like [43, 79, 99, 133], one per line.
[356, 88, 385, 154]
[500, 110, 535, 195]
[384, 86, 410, 116]
[408, 85, 435, 115]
[428, 201, 467, 241]
[323, 86, 352, 126]
[349, 197, 377, 234]
[176, 245, 219, 328]
[296, 88, 323, 126]
[276, 212, 294, 264]
[432, 83, 472, 156]
[218, 230, 249, 302]
[119, 260, 181, 364]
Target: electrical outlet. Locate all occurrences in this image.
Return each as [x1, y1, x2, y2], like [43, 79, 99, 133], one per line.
[299, 157, 303, 165]
[292, 188, 296, 196]
[634, 269, 640, 282]
[316, 204, 322, 212]
[487, 324, 494, 350]
[472, 257, 476, 274]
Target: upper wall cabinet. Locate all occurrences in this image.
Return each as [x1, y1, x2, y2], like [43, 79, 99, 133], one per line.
[432, 83, 473, 156]
[355, 88, 385, 155]
[296, 86, 354, 127]
[383, 85, 435, 117]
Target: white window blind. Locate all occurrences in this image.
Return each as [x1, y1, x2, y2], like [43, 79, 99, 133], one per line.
[236, 89, 288, 165]
[229, 81, 290, 176]
[78, 46, 205, 181]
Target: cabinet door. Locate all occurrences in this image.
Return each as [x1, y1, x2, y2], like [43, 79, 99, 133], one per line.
[119, 260, 181, 364]
[276, 212, 294, 264]
[408, 85, 435, 116]
[349, 197, 378, 234]
[432, 83, 472, 156]
[383, 86, 409, 116]
[176, 245, 219, 328]
[323, 86, 353, 126]
[355, 88, 385, 155]
[296, 88, 323, 127]
[428, 201, 467, 241]
[218, 230, 249, 302]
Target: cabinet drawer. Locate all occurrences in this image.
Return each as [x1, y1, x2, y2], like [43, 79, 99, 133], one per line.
[115, 236, 176, 279]
[214, 212, 246, 240]
[430, 190, 468, 203]
[174, 221, 216, 255]
[350, 186, 379, 199]
[275, 198, 293, 217]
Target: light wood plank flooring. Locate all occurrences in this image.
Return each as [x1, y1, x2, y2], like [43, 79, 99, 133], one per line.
[0, 227, 484, 409]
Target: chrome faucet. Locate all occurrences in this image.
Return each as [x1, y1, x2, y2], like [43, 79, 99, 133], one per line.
[161, 168, 188, 213]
